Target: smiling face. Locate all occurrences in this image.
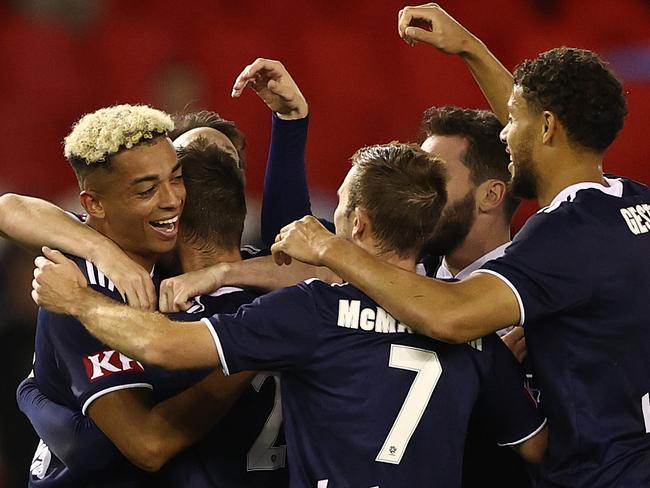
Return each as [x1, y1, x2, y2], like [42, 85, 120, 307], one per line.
[421, 134, 477, 255]
[500, 86, 541, 199]
[86, 137, 185, 264]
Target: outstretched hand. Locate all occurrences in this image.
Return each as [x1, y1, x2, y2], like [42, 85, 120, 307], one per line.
[231, 58, 308, 120]
[397, 3, 476, 54]
[32, 247, 89, 315]
[271, 216, 338, 267]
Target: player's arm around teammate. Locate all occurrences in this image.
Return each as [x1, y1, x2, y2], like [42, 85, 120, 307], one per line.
[0, 193, 156, 309]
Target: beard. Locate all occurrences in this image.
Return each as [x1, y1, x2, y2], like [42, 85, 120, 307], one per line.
[509, 142, 539, 199]
[424, 190, 476, 257]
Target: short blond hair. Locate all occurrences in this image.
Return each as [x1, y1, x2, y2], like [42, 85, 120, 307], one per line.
[64, 104, 174, 164]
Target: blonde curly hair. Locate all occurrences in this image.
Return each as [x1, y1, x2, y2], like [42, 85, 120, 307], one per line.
[64, 104, 174, 164]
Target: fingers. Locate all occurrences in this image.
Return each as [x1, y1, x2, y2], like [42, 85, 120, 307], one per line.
[41, 246, 67, 264]
[270, 242, 293, 266]
[231, 58, 285, 97]
[34, 255, 53, 270]
[404, 26, 434, 44]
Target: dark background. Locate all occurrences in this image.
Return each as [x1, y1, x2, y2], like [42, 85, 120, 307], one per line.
[1, 1, 649, 486]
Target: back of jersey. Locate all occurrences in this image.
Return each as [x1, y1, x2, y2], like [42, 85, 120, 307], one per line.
[207, 280, 544, 487]
[480, 177, 650, 487]
[157, 288, 288, 488]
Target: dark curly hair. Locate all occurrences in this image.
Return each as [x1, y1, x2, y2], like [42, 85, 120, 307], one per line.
[420, 106, 520, 220]
[513, 47, 627, 153]
[171, 111, 247, 169]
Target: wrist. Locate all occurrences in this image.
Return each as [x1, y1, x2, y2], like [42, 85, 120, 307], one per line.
[318, 236, 346, 268]
[459, 35, 485, 61]
[276, 102, 309, 121]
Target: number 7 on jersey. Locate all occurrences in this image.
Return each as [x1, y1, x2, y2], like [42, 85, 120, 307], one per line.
[376, 344, 442, 464]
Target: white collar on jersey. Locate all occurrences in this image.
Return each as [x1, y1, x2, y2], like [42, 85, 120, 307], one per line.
[436, 241, 511, 281]
[540, 176, 623, 214]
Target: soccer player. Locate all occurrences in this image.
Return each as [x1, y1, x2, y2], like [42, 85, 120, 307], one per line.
[32, 142, 547, 487]
[266, 5, 650, 487]
[19, 104, 262, 486]
[12, 112, 288, 486]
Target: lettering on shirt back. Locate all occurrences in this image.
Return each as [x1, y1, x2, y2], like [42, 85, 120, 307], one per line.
[620, 203, 650, 235]
[337, 300, 414, 334]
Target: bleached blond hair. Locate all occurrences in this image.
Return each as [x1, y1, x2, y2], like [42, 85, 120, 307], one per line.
[64, 104, 174, 165]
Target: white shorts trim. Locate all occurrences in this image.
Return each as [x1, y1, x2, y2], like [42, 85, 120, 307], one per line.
[498, 418, 547, 446]
[82, 383, 153, 416]
[472, 269, 526, 326]
[201, 317, 231, 376]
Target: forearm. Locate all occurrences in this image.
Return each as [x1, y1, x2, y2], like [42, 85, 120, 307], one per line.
[319, 239, 506, 342]
[17, 379, 117, 471]
[261, 114, 312, 246]
[140, 371, 255, 469]
[0, 194, 103, 259]
[460, 37, 513, 124]
[223, 256, 337, 291]
[72, 289, 217, 369]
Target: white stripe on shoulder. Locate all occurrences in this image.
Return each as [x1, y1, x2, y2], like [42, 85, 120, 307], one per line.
[498, 418, 547, 446]
[97, 269, 106, 287]
[81, 383, 153, 415]
[85, 260, 97, 285]
[201, 318, 230, 375]
[210, 286, 245, 297]
[472, 269, 525, 326]
[303, 277, 322, 285]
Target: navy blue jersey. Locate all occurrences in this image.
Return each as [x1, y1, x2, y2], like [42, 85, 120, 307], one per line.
[30, 255, 154, 487]
[478, 177, 650, 487]
[204, 279, 545, 487]
[156, 288, 288, 488]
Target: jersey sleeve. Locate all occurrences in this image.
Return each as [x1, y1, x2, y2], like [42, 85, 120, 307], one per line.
[43, 259, 154, 415]
[475, 209, 594, 326]
[202, 283, 320, 375]
[474, 336, 546, 446]
[261, 113, 312, 246]
[16, 378, 119, 473]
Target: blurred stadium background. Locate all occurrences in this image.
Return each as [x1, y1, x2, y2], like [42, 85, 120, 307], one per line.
[1, 1, 649, 486]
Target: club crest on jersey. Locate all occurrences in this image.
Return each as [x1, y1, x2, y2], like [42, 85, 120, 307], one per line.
[83, 350, 144, 381]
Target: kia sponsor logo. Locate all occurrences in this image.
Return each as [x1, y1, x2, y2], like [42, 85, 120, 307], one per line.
[83, 350, 145, 381]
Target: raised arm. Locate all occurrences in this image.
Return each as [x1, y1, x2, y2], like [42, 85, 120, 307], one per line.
[397, 4, 513, 124]
[0, 194, 155, 309]
[271, 217, 521, 343]
[231, 58, 312, 245]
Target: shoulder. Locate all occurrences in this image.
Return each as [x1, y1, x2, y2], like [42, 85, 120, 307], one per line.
[65, 254, 124, 302]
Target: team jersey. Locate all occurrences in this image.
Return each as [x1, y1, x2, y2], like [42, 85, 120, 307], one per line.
[30, 255, 155, 487]
[203, 279, 545, 488]
[477, 176, 650, 487]
[156, 288, 288, 488]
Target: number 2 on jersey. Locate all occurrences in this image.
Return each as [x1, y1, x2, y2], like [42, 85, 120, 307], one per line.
[376, 345, 442, 464]
[247, 372, 287, 470]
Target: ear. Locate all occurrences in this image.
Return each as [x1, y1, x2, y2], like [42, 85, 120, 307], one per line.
[542, 111, 558, 145]
[476, 180, 506, 213]
[351, 206, 369, 242]
[79, 191, 105, 219]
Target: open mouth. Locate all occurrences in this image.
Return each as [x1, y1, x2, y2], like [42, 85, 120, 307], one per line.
[149, 216, 179, 237]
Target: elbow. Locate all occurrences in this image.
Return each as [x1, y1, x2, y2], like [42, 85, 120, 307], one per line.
[0, 193, 20, 234]
[125, 436, 170, 472]
[139, 328, 181, 371]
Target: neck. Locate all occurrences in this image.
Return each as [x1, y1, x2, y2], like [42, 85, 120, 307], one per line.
[444, 217, 511, 276]
[85, 218, 156, 272]
[537, 151, 606, 207]
[179, 243, 242, 273]
[358, 240, 416, 273]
